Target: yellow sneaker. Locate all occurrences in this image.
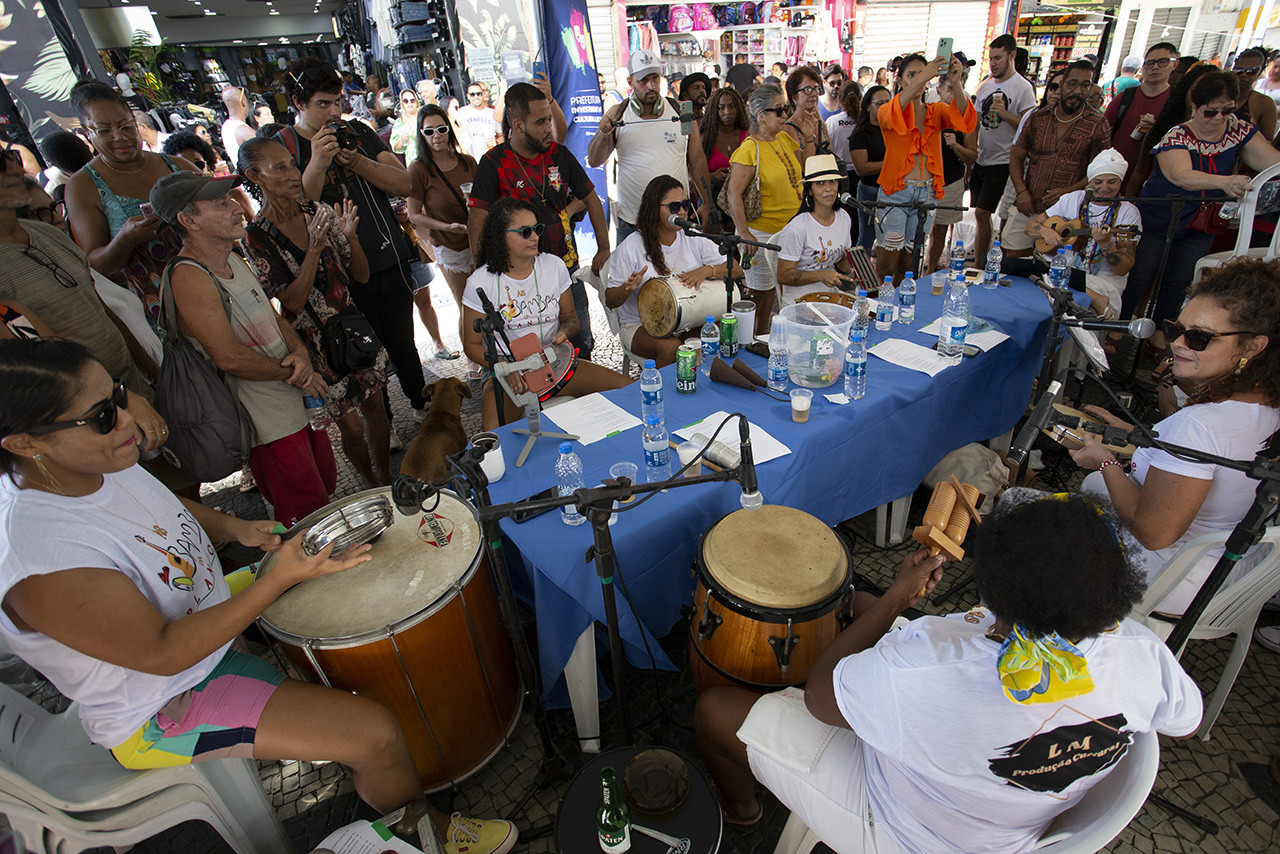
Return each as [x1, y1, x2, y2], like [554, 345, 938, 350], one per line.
[443, 812, 517, 854]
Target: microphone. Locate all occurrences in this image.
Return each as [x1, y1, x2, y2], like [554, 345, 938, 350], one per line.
[738, 417, 763, 511]
[667, 213, 702, 231]
[392, 474, 436, 515]
[1059, 317, 1155, 338]
[1007, 380, 1062, 467]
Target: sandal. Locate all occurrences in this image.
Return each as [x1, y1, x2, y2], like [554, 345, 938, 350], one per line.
[723, 803, 764, 829]
[433, 346, 460, 360]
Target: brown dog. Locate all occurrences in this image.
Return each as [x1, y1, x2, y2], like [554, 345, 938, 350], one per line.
[400, 377, 473, 483]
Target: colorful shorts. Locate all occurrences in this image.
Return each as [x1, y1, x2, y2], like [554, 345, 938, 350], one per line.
[111, 650, 285, 769]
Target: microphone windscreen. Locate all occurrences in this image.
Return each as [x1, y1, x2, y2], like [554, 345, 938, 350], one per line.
[1131, 317, 1155, 339]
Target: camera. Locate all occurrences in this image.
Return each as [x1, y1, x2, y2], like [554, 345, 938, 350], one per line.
[328, 121, 358, 152]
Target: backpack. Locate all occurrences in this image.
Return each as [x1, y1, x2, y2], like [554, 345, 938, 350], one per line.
[154, 257, 254, 483]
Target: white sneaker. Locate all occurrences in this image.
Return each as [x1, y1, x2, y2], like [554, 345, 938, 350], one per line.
[1255, 625, 1280, 654]
[413, 407, 428, 424]
[389, 430, 403, 452]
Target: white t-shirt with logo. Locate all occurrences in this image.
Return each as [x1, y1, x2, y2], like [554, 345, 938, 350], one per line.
[776, 209, 853, 306]
[0, 465, 231, 748]
[608, 229, 723, 327]
[975, 74, 1038, 166]
[463, 254, 572, 351]
[457, 104, 500, 162]
[614, 98, 691, 224]
[834, 611, 1201, 854]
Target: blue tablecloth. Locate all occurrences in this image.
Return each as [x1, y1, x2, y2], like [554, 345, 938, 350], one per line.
[486, 274, 1052, 700]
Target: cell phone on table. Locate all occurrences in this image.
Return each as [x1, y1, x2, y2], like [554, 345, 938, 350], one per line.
[932, 341, 979, 358]
[511, 486, 558, 523]
[936, 37, 954, 64]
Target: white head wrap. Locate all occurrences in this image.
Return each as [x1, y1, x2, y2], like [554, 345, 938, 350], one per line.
[1087, 148, 1128, 182]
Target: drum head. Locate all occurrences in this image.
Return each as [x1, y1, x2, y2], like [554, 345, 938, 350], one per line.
[258, 488, 481, 643]
[797, 291, 856, 308]
[637, 277, 678, 338]
[701, 506, 847, 608]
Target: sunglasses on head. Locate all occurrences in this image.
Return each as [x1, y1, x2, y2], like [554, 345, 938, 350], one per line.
[506, 222, 546, 239]
[665, 199, 693, 215]
[1162, 319, 1259, 351]
[27, 379, 128, 436]
[420, 125, 450, 136]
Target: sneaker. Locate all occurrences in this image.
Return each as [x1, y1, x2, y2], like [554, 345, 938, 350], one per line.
[1255, 625, 1280, 654]
[413, 407, 428, 424]
[389, 429, 403, 453]
[443, 813, 516, 854]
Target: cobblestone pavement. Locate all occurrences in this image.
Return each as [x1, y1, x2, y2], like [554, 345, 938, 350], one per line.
[10, 273, 1280, 853]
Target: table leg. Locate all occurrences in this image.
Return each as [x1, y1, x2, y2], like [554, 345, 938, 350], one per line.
[887, 494, 912, 545]
[566, 625, 601, 754]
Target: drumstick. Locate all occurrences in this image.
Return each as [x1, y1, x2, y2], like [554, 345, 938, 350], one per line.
[948, 474, 982, 527]
[912, 481, 980, 597]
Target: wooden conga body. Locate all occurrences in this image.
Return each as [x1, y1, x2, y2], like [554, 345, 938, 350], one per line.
[256, 488, 520, 792]
[689, 505, 853, 693]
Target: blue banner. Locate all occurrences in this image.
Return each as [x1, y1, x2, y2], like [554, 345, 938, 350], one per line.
[540, 0, 610, 239]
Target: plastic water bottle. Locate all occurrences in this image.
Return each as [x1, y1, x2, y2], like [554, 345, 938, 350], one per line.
[897, 271, 916, 324]
[875, 276, 895, 331]
[1049, 248, 1069, 291]
[699, 315, 719, 378]
[303, 394, 329, 429]
[852, 288, 872, 338]
[983, 241, 1002, 290]
[844, 325, 867, 400]
[937, 275, 970, 367]
[767, 319, 788, 391]
[642, 415, 671, 484]
[555, 441, 586, 526]
[949, 240, 966, 277]
[640, 359, 664, 425]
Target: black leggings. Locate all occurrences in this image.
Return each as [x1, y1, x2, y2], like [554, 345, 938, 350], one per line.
[348, 260, 429, 411]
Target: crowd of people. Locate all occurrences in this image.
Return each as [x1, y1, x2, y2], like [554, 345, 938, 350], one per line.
[0, 31, 1279, 854]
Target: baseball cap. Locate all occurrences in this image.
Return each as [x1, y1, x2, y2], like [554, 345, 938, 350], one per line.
[150, 171, 241, 226]
[952, 51, 977, 68]
[1121, 55, 1142, 72]
[628, 48, 661, 81]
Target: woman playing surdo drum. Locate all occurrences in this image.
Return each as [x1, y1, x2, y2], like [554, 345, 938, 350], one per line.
[0, 339, 515, 854]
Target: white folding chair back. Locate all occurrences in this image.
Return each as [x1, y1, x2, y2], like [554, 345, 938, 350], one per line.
[1193, 162, 1280, 284]
[576, 262, 642, 375]
[1131, 527, 1280, 739]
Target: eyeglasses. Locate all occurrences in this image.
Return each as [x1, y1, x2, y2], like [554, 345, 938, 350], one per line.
[189, 158, 207, 171]
[760, 106, 787, 116]
[468, 91, 483, 98]
[27, 378, 128, 436]
[1162, 319, 1260, 352]
[86, 122, 138, 139]
[25, 201, 65, 224]
[1199, 107, 1230, 119]
[20, 245, 78, 289]
[664, 199, 693, 215]
[420, 125, 451, 136]
[506, 223, 545, 239]
[796, 85, 821, 96]
[1143, 57, 1174, 69]
[1233, 65, 1262, 75]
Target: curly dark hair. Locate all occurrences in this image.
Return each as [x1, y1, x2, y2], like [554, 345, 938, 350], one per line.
[1183, 257, 1280, 407]
[1144, 63, 1216, 153]
[0, 339, 98, 479]
[699, 87, 748, 166]
[973, 491, 1146, 640]
[161, 131, 217, 172]
[283, 57, 342, 109]
[477, 197, 541, 274]
[634, 175, 685, 278]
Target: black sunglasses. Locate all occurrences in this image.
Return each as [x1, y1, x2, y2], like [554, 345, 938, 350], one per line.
[27, 378, 128, 435]
[1233, 65, 1262, 75]
[420, 125, 451, 136]
[190, 158, 207, 171]
[21, 245, 78, 289]
[1143, 57, 1174, 69]
[1162, 319, 1260, 352]
[760, 106, 787, 116]
[506, 223, 546, 239]
[1199, 108, 1230, 119]
[665, 199, 693, 215]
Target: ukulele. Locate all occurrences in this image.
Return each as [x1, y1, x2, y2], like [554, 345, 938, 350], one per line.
[1034, 216, 1139, 255]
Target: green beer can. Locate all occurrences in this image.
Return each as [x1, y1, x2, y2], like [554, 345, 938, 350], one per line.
[719, 313, 738, 359]
[676, 344, 697, 393]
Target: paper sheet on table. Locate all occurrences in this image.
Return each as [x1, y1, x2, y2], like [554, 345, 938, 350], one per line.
[868, 339, 950, 376]
[674, 411, 791, 464]
[313, 819, 423, 854]
[541, 393, 643, 445]
[917, 317, 1010, 351]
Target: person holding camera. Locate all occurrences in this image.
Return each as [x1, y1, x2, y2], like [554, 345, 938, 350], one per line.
[278, 58, 432, 422]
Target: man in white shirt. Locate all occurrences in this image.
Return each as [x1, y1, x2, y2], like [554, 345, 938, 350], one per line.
[219, 86, 256, 171]
[456, 83, 502, 162]
[588, 48, 712, 244]
[968, 34, 1037, 265]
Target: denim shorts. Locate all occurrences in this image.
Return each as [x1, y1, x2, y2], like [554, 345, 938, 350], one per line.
[875, 181, 936, 249]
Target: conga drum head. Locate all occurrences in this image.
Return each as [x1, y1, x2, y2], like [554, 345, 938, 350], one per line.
[259, 488, 481, 644]
[700, 505, 848, 611]
[637, 277, 679, 339]
[797, 291, 856, 308]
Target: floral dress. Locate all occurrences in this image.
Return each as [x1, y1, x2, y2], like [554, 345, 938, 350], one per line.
[242, 200, 389, 421]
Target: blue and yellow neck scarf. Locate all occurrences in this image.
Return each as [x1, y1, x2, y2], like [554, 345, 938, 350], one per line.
[997, 624, 1094, 704]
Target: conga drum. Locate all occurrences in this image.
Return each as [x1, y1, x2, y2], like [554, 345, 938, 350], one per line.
[637, 276, 726, 338]
[689, 505, 853, 693]
[256, 488, 521, 791]
[796, 291, 856, 308]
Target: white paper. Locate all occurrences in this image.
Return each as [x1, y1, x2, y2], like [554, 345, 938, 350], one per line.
[868, 339, 950, 376]
[916, 318, 1009, 351]
[674, 411, 792, 464]
[825, 392, 851, 404]
[313, 820, 423, 854]
[541, 394, 643, 446]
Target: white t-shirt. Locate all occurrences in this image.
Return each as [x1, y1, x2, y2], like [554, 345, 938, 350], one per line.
[834, 611, 1201, 854]
[0, 465, 231, 747]
[975, 74, 1037, 166]
[456, 104, 500, 162]
[614, 98, 691, 224]
[463, 254, 572, 351]
[1255, 76, 1280, 110]
[825, 111, 858, 166]
[221, 118, 251, 170]
[608, 230, 722, 327]
[776, 209, 853, 307]
[1127, 399, 1280, 614]
[1042, 190, 1141, 316]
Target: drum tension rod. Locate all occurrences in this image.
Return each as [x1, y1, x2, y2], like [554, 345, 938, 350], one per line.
[696, 608, 723, 642]
[768, 618, 800, 677]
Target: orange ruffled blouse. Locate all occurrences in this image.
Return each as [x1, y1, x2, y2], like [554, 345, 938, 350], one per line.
[876, 95, 976, 199]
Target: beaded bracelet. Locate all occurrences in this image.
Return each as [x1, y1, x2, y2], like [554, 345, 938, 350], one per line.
[1099, 459, 1122, 474]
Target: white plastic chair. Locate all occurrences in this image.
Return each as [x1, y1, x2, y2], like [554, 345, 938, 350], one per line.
[1130, 526, 1280, 741]
[1192, 162, 1280, 284]
[575, 262, 643, 376]
[771, 730, 1159, 854]
[0, 683, 294, 853]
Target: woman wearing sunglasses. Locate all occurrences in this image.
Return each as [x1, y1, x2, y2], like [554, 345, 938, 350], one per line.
[0, 338, 519, 853]
[1119, 72, 1280, 348]
[463, 198, 629, 430]
[606, 175, 726, 366]
[390, 90, 422, 164]
[1071, 258, 1279, 616]
[1230, 47, 1277, 143]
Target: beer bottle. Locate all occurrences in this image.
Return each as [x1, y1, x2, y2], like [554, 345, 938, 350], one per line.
[597, 766, 631, 852]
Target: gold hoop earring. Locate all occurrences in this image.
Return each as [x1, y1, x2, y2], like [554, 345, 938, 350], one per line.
[1237, 357, 1249, 375]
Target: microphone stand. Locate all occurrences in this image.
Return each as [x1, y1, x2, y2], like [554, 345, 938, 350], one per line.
[474, 290, 514, 428]
[677, 220, 780, 315]
[841, 194, 966, 279]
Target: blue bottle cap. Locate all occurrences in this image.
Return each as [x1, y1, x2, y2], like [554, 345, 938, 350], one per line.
[644, 359, 656, 369]
[706, 315, 715, 323]
[559, 441, 573, 454]
[904, 271, 914, 279]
